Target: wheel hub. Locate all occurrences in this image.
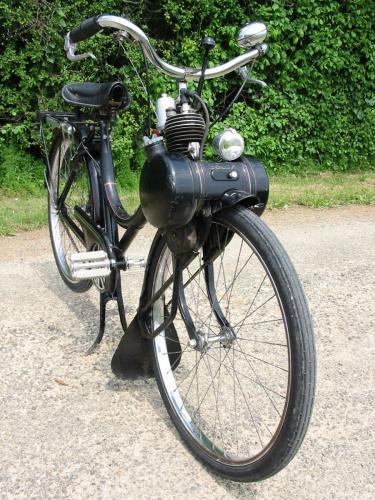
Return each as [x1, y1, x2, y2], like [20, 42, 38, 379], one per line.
[190, 326, 236, 352]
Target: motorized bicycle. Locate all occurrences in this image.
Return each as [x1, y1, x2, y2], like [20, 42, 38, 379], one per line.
[39, 14, 315, 482]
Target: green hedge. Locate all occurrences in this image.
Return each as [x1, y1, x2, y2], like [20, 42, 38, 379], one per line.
[0, 0, 374, 189]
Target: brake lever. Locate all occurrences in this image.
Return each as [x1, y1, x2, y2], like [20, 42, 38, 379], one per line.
[249, 78, 267, 88]
[237, 66, 267, 88]
[64, 34, 97, 61]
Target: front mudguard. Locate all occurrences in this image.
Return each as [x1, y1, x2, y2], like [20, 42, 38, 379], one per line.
[220, 156, 269, 217]
[111, 231, 182, 379]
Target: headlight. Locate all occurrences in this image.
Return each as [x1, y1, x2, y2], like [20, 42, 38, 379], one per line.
[213, 128, 245, 161]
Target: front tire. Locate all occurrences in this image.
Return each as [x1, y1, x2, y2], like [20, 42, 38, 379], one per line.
[149, 206, 316, 482]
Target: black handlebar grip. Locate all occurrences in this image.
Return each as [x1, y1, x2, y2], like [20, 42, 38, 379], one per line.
[69, 15, 102, 44]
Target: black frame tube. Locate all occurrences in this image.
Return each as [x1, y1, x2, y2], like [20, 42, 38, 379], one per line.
[100, 121, 147, 230]
[41, 112, 146, 259]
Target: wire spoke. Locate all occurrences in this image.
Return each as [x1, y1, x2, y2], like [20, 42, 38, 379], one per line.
[202, 352, 225, 450]
[233, 340, 284, 419]
[231, 346, 288, 373]
[234, 293, 276, 333]
[185, 303, 217, 335]
[239, 318, 283, 328]
[233, 274, 267, 331]
[225, 239, 243, 321]
[152, 214, 292, 463]
[173, 350, 204, 391]
[192, 347, 232, 420]
[225, 350, 264, 448]
[203, 349, 286, 399]
[167, 343, 189, 373]
[216, 250, 254, 306]
[236, 336, 287, 347]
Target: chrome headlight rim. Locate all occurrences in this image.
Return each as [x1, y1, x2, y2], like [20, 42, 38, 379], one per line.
[212, 128, 245, 161]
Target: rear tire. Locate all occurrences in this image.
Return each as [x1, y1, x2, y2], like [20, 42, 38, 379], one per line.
[149, 206, 315, 482]
[47, 131, 93, 292]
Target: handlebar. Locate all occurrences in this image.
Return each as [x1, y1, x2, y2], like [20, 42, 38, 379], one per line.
[65, 14, 267, 81]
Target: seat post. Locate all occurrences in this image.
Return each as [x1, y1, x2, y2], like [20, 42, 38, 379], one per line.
[99, 120, 112, 175]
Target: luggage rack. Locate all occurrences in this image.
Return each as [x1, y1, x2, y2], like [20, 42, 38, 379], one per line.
[38, 110, 106, 129]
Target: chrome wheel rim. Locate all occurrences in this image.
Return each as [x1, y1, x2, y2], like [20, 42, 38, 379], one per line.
[49, 137, 90, 283]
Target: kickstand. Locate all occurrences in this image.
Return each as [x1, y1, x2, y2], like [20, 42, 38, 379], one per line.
[86, 276, 127, 355]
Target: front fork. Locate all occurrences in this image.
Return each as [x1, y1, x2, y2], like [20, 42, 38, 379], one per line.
[178, 244, 235, 349]
[139, 221, 235, 345]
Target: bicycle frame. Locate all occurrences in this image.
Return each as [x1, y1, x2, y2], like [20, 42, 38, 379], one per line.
[41, 110, 146, 249]
[40, 111, 190, 356]
[39, 103, 269, 375]
[32, 17, 316, 478]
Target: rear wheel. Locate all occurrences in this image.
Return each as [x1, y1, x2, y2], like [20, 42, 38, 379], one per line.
[48, 131, 93, 292]
[150, 206, 315, 481]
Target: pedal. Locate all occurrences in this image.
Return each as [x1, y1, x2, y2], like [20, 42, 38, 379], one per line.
[126, 257, 146, 269]
[69, 251, 111, 280]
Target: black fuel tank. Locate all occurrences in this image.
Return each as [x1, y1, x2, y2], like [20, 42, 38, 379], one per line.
[139, 148, 268, 229]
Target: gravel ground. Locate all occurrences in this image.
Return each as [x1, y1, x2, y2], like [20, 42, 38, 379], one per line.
[0, 206, 374, 499]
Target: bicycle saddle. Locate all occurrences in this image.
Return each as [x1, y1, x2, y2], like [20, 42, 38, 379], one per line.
[61, 81, 130, 109]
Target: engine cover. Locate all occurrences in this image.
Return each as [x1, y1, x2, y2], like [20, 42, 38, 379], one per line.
[139, 149, 268, 229]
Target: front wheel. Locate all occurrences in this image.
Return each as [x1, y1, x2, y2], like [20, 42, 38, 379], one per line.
[150, 206, 316, 482]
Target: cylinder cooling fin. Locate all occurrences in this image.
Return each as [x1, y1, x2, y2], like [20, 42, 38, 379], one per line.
[164, 112, 206, 154]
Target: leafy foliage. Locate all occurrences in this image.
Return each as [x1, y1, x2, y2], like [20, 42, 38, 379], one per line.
[0, 142, 44, 193]
[0, 0, 374, 190]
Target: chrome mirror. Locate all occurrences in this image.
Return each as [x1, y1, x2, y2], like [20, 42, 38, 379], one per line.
[237, 22, 267, 48]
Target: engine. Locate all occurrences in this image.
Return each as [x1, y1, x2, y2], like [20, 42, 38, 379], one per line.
[141, 93, 268, 229]
[164, 111, 206, 155]
[140, 141, 269, 229]
[156, 93, 206, 156]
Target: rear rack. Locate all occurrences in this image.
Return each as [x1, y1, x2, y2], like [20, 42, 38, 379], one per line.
[38, 111, 77, 126]
[38, 111, 99, 127]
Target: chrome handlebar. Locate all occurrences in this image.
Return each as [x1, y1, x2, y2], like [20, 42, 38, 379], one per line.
[65, 14, 267, 81]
